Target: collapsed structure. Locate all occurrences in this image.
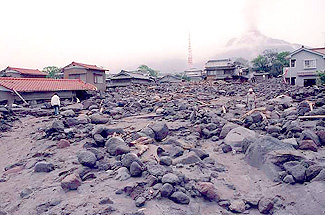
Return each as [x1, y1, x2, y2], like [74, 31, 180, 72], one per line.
[0, 77, 97, 107]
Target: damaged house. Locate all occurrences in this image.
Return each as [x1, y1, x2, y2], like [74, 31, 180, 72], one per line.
[0, 77, 96, 108]
[184, 68, 204, 81]
[1, 67, 47, 78]
[107, 70, 154, 87]
[62, 62, 107, 91]
[158, 75, 182, 83]
[205, 59, 236, 80]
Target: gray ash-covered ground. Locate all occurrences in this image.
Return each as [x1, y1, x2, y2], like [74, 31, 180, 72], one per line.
[0, 78, 325, 215]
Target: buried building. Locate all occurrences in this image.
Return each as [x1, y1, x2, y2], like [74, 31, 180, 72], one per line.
[107, 70, 154, 87]
[0, 77, 97, 108]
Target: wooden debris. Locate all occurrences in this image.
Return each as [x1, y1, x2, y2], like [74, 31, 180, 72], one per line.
[298, 115, 325, 120]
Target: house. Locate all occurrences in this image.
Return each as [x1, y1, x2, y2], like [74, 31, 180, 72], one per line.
[284, 46, 325, 86]
[107, 70, 154, 87]
[1, 67, 47, 78]
[204, 59, 236, 80]
[184, 68, 203, 81]
[0, 77, 96, 108]
[62, 62, 107, 91]
[158, 75, 182, 83]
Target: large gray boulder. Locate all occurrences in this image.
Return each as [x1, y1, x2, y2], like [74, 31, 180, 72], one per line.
[245, 136, 294, 168]
[105, 137, 130, 156]
[89, 114, 110, 124]
[219, 123, 239, 139]
[77, 151, 97, 168]
[148, 122, 169, 141]
[224, 126, 256, 147]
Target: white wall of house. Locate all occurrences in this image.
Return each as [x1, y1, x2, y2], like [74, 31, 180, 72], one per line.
[288, 49, 325, 86]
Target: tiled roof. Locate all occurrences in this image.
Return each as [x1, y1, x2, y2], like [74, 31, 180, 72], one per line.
[0, 77, 97, 92]
[65, 62, 107, 71]
[6, 67, 47, 76]
[310, 48, 325, 55]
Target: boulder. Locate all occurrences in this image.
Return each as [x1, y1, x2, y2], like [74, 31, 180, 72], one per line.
[129, 162, 142, 177]
[90, 114, 110, 124]
[34, 162, 54, 172]
[258, 198, 274, 214]
[219, 123, 239, 139]
[316, 131, 325, 145]
[283, 162, 306, 183]
[141, 127, 155, 139]
[306, 165, 323, 181]
[222, 144, 232, 153]
[268, 95, 293, 106]
[160, 183, 174, 197]
[61, 110, 76, 117]
[173, 152, 200, 165]
[159, 156, 173, 166]
[135, 196, 146, 207]
[93, 134, 105, 145]
[225, 126, 256, 147]
[61, 174, 82, 190]
[245, 136, 294, 168]
[300, 130, 321, 146]
[148, 122, 169, 141]
[92, 125, 124, 138]
[121, 153, 143, 169]
[196, 182, 218, 201]
[57, 139, 70, 149]
[312, 169, 325, 182]
[190, 148, 209, 160]
[161, 173, 180, 185]
[77, 151, 97, 168]
[283, 175, 295, 184]
[106, 137, 130, 156]
[61, 103, 83, 112]
[299, 139, 318, 152]
[297, 100, 311, 116]
[169, 192, 190, 204]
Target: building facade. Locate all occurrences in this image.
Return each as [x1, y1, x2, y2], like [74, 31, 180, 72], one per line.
[204, 59, 236, 80]
[63, 62, 107, 91]
[284, 46, 325, 86]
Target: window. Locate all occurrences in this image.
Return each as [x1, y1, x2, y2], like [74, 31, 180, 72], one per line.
[290, 59, 296, 67]
[94, 74, 103, 84]
[304, 59, 316, 69]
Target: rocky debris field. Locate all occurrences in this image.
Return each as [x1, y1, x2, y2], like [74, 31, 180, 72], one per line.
[0, 78, 325, 215]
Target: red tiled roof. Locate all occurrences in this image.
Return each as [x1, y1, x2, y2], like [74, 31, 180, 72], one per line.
[65, 62, 107, 71]
[0, 77, 97, 92]
[6, 67, 47, 76]
[310, 48, 325, 55]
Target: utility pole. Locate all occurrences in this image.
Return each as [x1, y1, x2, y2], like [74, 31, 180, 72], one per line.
[188, 32, 193, 69]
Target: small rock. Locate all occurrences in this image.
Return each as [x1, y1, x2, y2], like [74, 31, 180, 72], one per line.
[81, 172, 97, 181]
[93, 134, 105, 145]
[173, 152, 200, 165]
[312, 169, 325, 182]
[34, 162, 54, 173]
[115, 167, 131, 181]
[99, 197, 114, 205]
[283, 175, 295, 184]
[20, 188, 33, 199]
[130, 162, 142, 177]
[222, 144, 232, 153]
[77, 151, 97, 168]
[106, 137, 130, 156]
[160, 183, 174, 197]
[169, 191, 190, 204]
[258, 197, 274, 214]
[61, 174, 82, 190]
[57, 139, 70, 149]
[135, 196, 146, 207]
[121, 153, 143, 169]
[229, 199, 246, 213]
[191, 148, 209, 160]
[306, 165, 323, 181]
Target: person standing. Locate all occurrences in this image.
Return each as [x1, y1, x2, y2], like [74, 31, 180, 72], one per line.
[51, 93, 60, 115]
[246, 88, 256, 110]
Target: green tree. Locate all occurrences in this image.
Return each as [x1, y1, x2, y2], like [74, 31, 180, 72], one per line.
[43, 66, 61, 79]
[317, 70, 325, 85]
[251, 50, 290, 77]
[137, 65, 159, 77]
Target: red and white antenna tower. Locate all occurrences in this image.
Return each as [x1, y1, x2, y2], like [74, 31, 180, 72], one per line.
[188, 32, 193, 69]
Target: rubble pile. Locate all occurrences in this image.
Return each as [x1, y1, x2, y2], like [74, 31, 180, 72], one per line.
[0, 78, 325, 215]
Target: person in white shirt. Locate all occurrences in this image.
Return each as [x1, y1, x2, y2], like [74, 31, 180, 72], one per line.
[51, 93, 60, 115]
[246, 88, 256, 110]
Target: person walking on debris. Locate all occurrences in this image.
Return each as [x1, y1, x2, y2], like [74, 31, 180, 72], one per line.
[246, 88, 256, 110]
[51, 93, 60, 115]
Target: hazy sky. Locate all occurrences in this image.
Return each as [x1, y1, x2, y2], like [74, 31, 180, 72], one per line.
[0, 0, 324, 72]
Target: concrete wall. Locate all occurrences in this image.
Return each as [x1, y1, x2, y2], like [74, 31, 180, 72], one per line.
[289, 50, 325, 86]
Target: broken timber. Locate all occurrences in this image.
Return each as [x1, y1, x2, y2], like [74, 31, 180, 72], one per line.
[298, 115, 325, 120]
